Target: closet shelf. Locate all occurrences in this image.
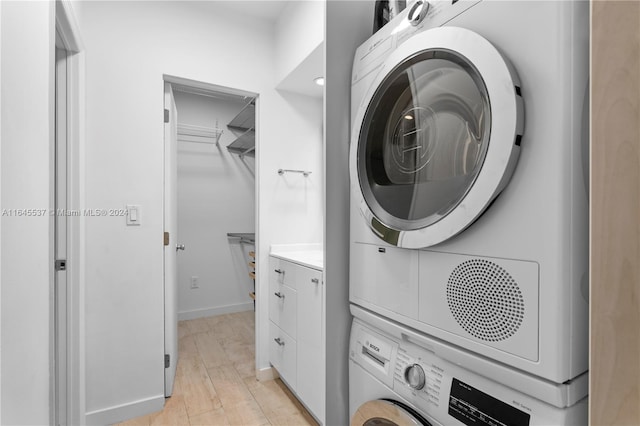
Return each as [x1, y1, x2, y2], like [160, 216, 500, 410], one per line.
[227, 99, 256, 157]
[227, 101, 255, 131]
[226, 128, 255, 157]
[226, 232, 255, 245]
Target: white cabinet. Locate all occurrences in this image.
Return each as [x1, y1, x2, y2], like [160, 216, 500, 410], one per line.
[268, 255, 325, 424]
[269, 259, 297, 339]
[269, 321, 297, 388]
[295, 265, 324, 421]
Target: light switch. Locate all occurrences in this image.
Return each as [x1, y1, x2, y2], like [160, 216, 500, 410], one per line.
[126, 205, 141, 226]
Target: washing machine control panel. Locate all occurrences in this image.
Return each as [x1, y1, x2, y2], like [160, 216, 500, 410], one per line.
[350, 315, 587, 425]
[394, 344, 535, 426]
[394, 347, 444, 408]
[404, 364, 426, 390]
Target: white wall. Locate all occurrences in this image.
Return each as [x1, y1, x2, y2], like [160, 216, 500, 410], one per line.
[263, 92, 323, 246]
[275, 1, 324, 84]
[174, 91, 255, 319]
[0, 1, 54, 424]
[73, 2, 280, 422]
[255, 90, 324, 373]
[0, 2, 3, 421]
[0, 1, 3, 420]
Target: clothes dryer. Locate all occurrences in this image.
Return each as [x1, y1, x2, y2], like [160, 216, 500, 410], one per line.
[349, 0, 589, 383]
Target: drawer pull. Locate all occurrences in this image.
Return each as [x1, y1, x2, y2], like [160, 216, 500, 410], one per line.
[274, 292, 285, 299]
[274, 337, 285, 346]
[311, 278, 319, 284]
[274, 269, 284, 274]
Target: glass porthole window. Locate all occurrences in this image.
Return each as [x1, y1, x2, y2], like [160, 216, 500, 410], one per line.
[358, 49, 491, 231]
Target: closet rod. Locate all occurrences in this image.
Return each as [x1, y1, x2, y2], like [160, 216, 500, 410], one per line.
[177, 123, 223, 145]
[278, 169, 312, 177]
[177, 137, 219, 145]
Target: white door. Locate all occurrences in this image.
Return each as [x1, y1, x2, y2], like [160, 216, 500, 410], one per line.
[54, 30, 69, 425]
[163, 82, 179, 396]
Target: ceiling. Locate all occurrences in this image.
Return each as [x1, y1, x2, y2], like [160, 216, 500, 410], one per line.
[276, 42, 324, 98]
[196, 0, 289, 22]
[186, 0, 324, 98]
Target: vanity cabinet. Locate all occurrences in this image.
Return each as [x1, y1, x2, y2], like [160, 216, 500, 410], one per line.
[268, 255, 325, 424]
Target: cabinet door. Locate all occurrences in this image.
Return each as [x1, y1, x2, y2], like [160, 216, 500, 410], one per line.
[269, 321, 296, 388]
[296, 266, 324, 422]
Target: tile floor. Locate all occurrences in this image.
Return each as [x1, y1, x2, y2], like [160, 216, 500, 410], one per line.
[117, 311, 318, 426]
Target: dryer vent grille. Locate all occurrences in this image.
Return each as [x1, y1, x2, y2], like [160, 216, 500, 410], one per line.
[446, 259, 524, 342]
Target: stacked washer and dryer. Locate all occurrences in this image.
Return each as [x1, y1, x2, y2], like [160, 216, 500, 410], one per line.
[348, 1, 589, 425]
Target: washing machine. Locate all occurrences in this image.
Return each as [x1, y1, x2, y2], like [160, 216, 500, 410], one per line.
[349, 0, 589, 384]
[349, 305, 588, 426]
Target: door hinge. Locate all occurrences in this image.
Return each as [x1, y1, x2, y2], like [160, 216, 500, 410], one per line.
[55, 259, 67, 271]
[164, 109, 170, 123]
[164, 231, 170, 246]
[165, 354, 170, 368]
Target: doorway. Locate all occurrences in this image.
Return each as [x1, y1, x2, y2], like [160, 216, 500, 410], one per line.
[163, 75, 258, 396]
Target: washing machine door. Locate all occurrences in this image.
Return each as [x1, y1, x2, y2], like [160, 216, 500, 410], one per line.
[350, 26, 524, 248]
[351, 399, 433, 426]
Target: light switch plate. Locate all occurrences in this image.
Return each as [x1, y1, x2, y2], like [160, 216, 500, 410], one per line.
[126, 205, 141, 226]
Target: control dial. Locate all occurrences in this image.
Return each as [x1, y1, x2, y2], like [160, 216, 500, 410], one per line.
[407, 0, 430, 26]
[404, 364, 426, 390]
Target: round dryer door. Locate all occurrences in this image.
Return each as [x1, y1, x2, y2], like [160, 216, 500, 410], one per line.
[350, 26, 524, 248]
[351, 399, 432, 426]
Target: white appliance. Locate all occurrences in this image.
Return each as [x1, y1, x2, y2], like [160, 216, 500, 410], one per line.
[349, 0, 589, 383]
[349, 306, 588, 426]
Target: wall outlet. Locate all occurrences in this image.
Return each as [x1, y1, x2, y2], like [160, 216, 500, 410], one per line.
[190, 276, 199, 289]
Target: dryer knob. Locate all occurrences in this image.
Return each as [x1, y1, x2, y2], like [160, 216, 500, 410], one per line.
[407, 0, 430, 26]
[404, 364, 426, 390]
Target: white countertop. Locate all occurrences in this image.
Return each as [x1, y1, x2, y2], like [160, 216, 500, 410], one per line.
[270, 243, 323, 270]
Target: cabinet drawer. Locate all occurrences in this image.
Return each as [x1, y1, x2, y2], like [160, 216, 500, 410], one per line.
[269, 321, 296, 388]
[269, 256, 296, 289]
[269, 278, 297, 339]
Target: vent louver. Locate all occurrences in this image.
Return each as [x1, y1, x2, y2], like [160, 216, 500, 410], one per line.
[447, 259, 525, 342]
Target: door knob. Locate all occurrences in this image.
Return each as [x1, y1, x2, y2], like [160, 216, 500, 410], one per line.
[176, 244, 185, 251]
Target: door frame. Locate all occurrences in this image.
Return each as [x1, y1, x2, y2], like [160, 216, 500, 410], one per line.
[52, 2, 85, 424]
[161, 74, 258, 388]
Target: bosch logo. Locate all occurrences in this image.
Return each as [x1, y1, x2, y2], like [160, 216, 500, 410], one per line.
[369, 343, 380, 352]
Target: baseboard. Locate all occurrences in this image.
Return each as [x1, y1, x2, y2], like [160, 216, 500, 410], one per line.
[85, 394, 164, 425]
[256, 366, 279, 382]
[178, 302, 254, 321]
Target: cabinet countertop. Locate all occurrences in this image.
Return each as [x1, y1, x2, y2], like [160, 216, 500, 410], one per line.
[270, 244, 323, 271]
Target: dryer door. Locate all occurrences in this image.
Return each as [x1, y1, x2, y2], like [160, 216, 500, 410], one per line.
[351, 399, 432, 426]
[350, 27, 523, 248]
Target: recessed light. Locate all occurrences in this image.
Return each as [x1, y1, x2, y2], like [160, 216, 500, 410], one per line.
[405, 115, 414, 120]
[314, 77, 325, 86]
